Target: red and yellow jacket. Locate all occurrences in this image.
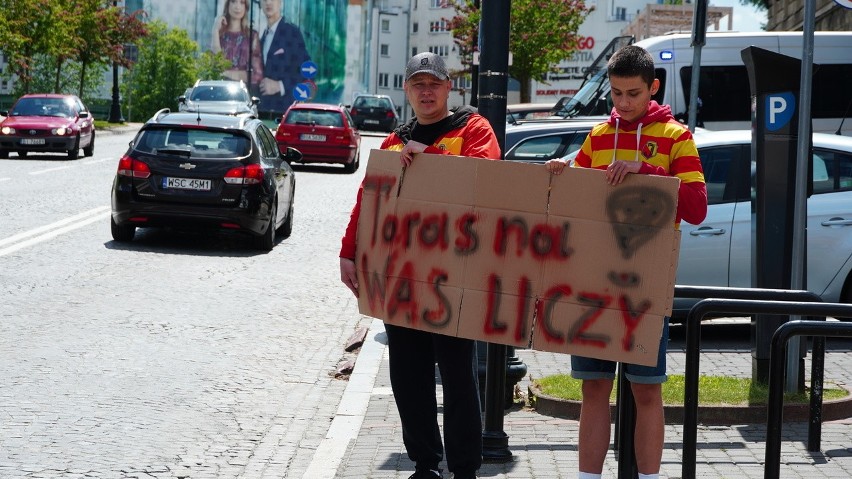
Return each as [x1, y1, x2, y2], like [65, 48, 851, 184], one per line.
[339, 106, 501, 259]
[573, 101, 707, 226]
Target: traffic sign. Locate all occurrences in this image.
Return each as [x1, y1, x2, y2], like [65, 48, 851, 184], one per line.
[300, 61, 318, 79]
[293, 82, 313, 101]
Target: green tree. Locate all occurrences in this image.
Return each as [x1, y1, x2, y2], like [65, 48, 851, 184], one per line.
[71, 0, 147, 99]
[447, 0, 589, 103]
[123, 21, 200, 121]
[0, 0, 75, 94]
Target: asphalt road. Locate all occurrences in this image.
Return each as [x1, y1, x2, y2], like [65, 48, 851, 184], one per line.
[0, 129, 382, 478]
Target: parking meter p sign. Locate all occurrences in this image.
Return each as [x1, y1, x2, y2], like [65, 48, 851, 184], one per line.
[834, 0, 852, 9]
[765, 92, 796, 132]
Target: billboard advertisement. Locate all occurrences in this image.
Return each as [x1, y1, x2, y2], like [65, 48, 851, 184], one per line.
[134, 0, 348, 116]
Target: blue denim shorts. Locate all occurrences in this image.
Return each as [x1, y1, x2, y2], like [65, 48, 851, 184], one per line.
[570, 319, 669, 384]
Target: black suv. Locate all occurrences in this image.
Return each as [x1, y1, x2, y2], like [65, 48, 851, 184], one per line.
[349, 94, 399, 132]
[110, 110, 300, 251]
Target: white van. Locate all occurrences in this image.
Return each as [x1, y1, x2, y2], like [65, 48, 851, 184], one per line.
[554, 32, 852, 134]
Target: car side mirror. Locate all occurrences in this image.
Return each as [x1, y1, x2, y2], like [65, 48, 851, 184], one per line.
[275, 117, 281, 124]
[178, 96, 187, 104]
[251, 96, 260, 106]
[281, 146, 302, 163]
[79, 111, 90, 118]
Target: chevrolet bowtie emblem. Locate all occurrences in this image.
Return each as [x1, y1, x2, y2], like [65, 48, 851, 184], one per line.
[179, 163, 196, 170]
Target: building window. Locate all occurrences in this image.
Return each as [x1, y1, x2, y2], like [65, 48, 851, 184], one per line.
[430, 0, 448, 7]
[381, 18, 390, 33]
[380, 44, 389, 56]
[453, 76, 472, 90]
[379, 73, 389, 88]
[428, 45, 450, 57]
[412, 22, 419, 33]
[394, 74, 404, 89]
[411, 47, 418, 57]
[429, 20, 449, 33]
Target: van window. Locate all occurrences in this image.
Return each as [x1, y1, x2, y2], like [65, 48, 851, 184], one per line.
[680, 66, 751, 124]
[811, 64, 852, 119]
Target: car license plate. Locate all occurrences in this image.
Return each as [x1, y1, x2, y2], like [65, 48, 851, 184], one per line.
[364, 119, 379, 124]
[21, 138, 45, 145]
[300, 133, 326, 142]
[163, 177, 212, 191]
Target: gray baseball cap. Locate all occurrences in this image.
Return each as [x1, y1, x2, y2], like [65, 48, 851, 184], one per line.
[405, 52, 449, 81]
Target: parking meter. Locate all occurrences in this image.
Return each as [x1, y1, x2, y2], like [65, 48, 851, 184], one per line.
[741, 46, 812, 383]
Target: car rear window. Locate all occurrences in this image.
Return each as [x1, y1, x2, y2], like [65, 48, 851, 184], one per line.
[353, 97, 392, 109]
[285, 109, 343, 127]
[135, 128, 250, 158]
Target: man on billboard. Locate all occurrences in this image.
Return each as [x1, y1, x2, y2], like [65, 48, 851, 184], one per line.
[259, 0, 311, 115]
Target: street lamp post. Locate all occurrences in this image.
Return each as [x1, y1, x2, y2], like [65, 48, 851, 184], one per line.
[108, 0, 124, 123]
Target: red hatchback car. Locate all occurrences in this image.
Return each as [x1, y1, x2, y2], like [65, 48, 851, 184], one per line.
[0, 94, 95, 160]
[274, 103, 361, 173]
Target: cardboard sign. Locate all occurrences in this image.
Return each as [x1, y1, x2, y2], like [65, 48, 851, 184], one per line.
[356, 150, 681, 366]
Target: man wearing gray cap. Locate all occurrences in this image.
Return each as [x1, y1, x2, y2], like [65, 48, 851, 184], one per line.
[339, 52, 500, 479]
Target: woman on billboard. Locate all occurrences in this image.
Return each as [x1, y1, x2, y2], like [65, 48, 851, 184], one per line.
[210, 0, 264, 89]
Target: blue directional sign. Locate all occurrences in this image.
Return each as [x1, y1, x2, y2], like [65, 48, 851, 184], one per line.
[765, 92, 796, 132]
[293, 82, 313, 101]
[300, 61, 318, 80]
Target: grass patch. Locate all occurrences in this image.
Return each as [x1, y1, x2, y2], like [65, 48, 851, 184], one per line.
[533, 374, 848, 406]
[94, 119, 124, 129]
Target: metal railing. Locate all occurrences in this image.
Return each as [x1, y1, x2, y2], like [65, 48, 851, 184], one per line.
[765, 317, 852, 479]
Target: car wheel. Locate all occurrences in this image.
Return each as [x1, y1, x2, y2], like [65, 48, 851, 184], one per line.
[253, 200, 277, 251]
[110, 216, 135, 242]
[83, 132, 95, 157]
[67, 135, 80, 160]
[343, 154, 359, 174]
[277, 199, 294, 239]
[0, 150, 7, 159]
[18, 151, 27, 158]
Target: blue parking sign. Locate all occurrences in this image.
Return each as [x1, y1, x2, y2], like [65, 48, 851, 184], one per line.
[765, 92, 796, 132]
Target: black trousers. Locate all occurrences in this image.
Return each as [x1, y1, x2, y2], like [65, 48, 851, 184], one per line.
[385, 324, 482, 475]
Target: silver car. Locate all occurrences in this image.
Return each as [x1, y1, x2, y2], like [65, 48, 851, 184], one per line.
[178, 80, 260, 118]
[675, 130, 852, 318]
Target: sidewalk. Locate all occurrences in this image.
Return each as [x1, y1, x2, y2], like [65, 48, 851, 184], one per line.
[312, 319, 852, 479]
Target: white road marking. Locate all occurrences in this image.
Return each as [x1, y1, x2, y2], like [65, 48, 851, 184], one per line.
[0, 177, 10, 182]
[83, 157, 114, 165]
[29, 164, 74, 175]
[0, 206, 110, 257]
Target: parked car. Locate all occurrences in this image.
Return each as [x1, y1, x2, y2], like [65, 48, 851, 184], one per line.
[110, 110, 299, 251]
[503, 123, 852, 320]
[178, 80, 260, 118]
[274, 102, 361, 173]
[506, 102, 558, 124]
[503, 118, 602, 164]
[0, 93, 95, 160]
[673, 130, 852, 318]
[349, 94, 399, 132]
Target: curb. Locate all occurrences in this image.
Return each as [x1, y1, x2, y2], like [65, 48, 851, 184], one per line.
[529, 384, 852, 425]
[97, 123, 142, 136]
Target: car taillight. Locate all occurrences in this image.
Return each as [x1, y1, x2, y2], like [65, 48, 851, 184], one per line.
[386, 111, 395, 118]
[350, 108, 358, 116]
[117, 155, 151, 178]
[224, 164, 263, 185]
